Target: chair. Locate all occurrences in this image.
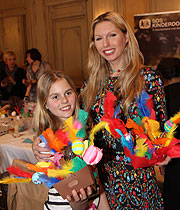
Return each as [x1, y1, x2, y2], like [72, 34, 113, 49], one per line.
[0, 172, 8, 210]
[7, 159, 49, 210]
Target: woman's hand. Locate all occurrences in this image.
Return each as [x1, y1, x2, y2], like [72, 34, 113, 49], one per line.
[32, 136, 53, 161]
[22, 79, 31, 86]
[1, 77, 9, 87]
[159, 166, 165, 176]
[66, 187, 92, 210]
[8, 76, 16, 85]
[156, 156, 171, 166]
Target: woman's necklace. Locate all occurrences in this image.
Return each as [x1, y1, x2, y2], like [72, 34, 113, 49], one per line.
[110, 69, 121, 77]
[111, 69, 121, 73]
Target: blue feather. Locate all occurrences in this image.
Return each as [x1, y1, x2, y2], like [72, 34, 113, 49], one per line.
[38, 174, 60, 188]
[127, 131, 135, 155]
[115, 129, 134, 154]
[137, 90, 151, 117]
[113, 103, 121, 118]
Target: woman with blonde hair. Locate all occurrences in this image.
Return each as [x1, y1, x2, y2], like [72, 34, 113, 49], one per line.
[0, 50, 26, 100]
[80, 11, 167, 209]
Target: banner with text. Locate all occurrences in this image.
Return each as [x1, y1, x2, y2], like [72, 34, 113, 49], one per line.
[134, 11, 180, 67]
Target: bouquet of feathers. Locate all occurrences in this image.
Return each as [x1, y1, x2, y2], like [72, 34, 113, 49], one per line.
[0, 109, 103, 188]
[89, 91, 180, 169]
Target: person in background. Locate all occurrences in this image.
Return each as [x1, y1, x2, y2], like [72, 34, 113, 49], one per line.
[22, 48, 51, 102]
[79, 11, 168, 209]
[0, 50, 5, 100]
[33, 70, 110, 210]
[0, 51, 26, 101]
[0, 95, 23, 115]
[157, 57, 180, 210]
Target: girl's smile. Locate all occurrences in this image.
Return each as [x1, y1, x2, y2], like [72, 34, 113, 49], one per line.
[46, 78, 76, 122]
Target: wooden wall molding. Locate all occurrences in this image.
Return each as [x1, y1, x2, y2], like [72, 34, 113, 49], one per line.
[45, 0, 87, 7]
[45, 0, 88, 87]
[47, 1, 87, 20]
[0, 7, 26, 18]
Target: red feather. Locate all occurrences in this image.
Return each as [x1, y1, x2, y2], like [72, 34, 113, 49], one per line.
[55, 129, 69, 146]
[7, 166, 33, 178]
[101, 116, 127, 138]
[103, 91, 117, 118]
[146, 95, 156, 120]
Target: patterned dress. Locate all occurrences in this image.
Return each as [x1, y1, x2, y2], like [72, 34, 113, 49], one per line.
[89, 67, 167, 209]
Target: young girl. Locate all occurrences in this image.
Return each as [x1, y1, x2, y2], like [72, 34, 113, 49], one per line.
[33, 70, 110, 210]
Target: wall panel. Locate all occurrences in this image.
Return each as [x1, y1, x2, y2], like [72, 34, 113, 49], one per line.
[53, 17, 88, 87]
[127, 0, 150, 29]
[45, 0, 88, 87]
[92, 0, 117, 19]
[1, 16, 26, 65]
[151, 0, 180, 12]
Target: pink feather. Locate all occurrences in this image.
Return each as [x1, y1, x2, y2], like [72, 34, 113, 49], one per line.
[73, 120, 83, 130]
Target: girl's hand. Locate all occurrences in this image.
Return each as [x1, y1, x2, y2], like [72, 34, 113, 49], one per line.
[66, 187, 92, 210]
[32, 136, 53, 161]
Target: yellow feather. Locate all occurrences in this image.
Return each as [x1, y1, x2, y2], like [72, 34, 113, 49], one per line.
[63, 116, 77, 141]
[47, 169, 73, 178]
[82, 140, 89, 156]
[36, 162, 52, 168]
[142, 117, 162, 140]
[0, 177, 31, 184]
[89, 121, 110, 145]
[166, 124, 177, 143]
[47, 161, 73, 178]
[170, 112, 180, 124]
[135, 138, 148, 157]
[164, 139, 171, 147]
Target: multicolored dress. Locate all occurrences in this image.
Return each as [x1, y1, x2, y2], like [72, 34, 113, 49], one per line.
[89, 67, 167, 209]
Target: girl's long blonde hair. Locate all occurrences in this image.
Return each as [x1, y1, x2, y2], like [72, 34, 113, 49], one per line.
[81, 11, 144, 115]
[33, 70, 79, 136]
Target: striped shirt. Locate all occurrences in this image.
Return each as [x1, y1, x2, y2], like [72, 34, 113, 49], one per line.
[44, 187, 71, 210]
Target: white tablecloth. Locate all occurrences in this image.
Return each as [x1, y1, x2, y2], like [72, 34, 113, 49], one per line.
[0, 130, 37, 173]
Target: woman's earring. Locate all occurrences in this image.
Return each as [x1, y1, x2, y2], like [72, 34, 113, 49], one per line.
[45, 105, 49, 110]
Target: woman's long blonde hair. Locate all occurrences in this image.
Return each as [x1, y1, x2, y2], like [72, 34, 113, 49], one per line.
[33, 70, 79, 136]
[81, 11, 144, 115]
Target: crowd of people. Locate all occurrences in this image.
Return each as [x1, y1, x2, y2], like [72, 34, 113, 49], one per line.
[1, 11, 180, 210]
[0, 48, 51, 110]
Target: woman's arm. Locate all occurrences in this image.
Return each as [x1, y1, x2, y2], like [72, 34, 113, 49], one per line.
[1, 77, 9, 87]
[24, 84, 32, 98]
[98, 191, 110, 210]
